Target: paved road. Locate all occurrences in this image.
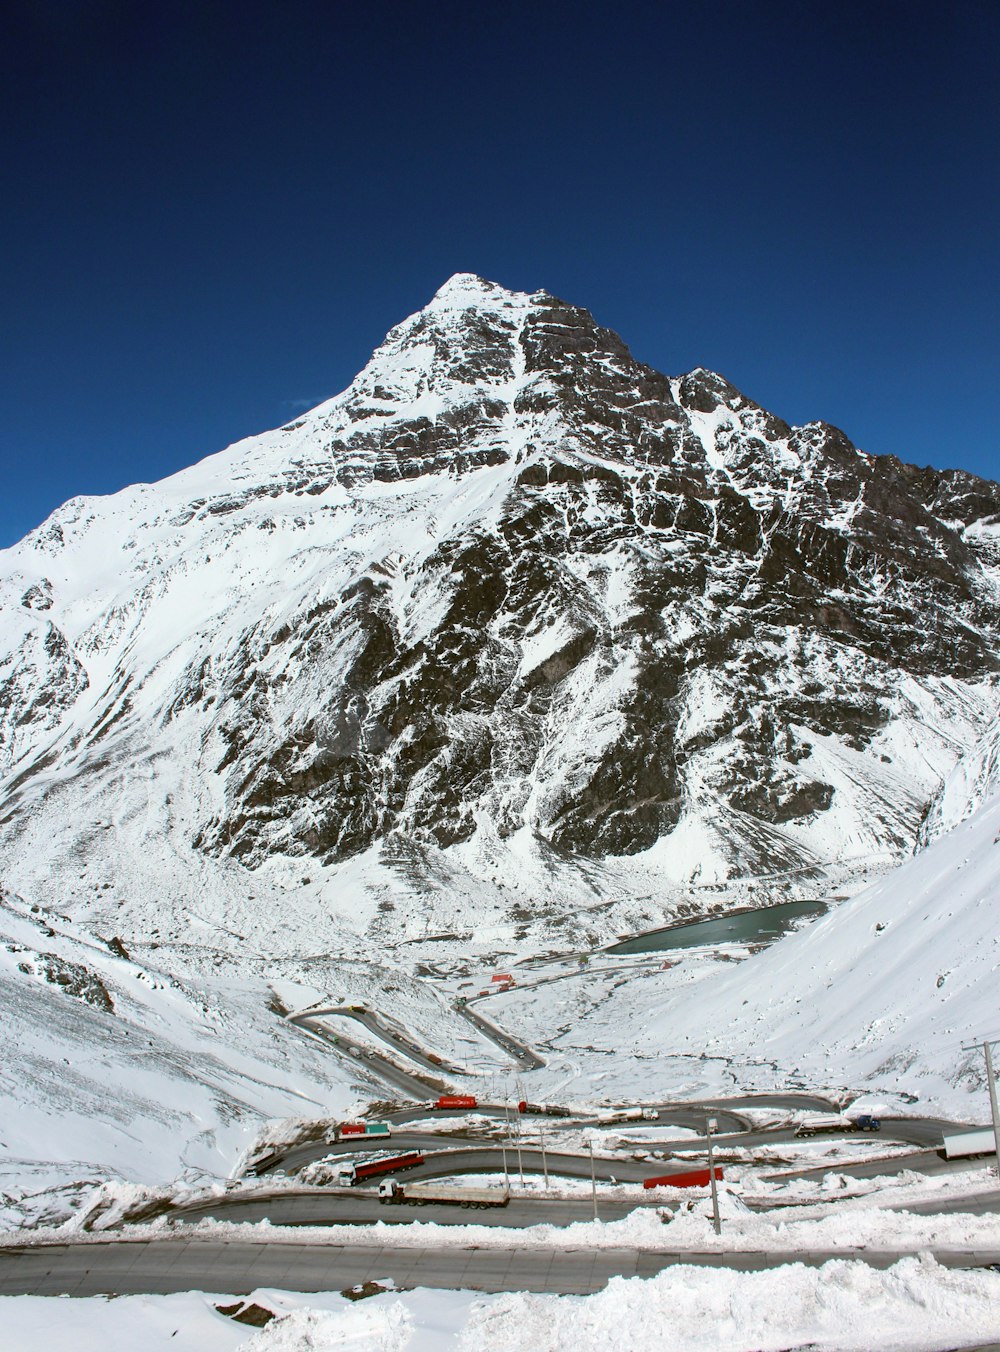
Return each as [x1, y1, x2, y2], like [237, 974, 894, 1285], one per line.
[455, 1000, 545, 1070]
[292, 1006, 465, 1076]
[175, 1173, 1000, 1232]
[897, 1185, 1000, 1217]
[254, 1130, 471, 1177]
[173, 1190, 651, 1228]
[254, 1129, 760, 1186]
[288, 1015, 442, 1099]
[3, 1238, 998, 1299]
[252, 1112, 965, 1190]
[254, 1119, 749, 1178]
[264, 1132, 918, 1184]
[381, 1100, 751, 1133]
[309, 1145, 658, 1186]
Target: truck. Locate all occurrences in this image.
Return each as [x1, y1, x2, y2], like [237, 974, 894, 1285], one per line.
[245, 1150, 281, 1177]
[333, 1121, 391, 1141]
[644, 1167, 724, 1190]
[942, 1128, 997, 1160]
[517, 1100, 573, 1118]
[434, 1094, 478, 1110]
[794, 1113, 881, 1137]
[378, 1178, 510, 1208]
[596, 1107, 660, 1124]
[334, 1151, 424, 1186]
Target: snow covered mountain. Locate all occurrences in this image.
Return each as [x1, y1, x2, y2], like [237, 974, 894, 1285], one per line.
[2, 273, 1000, 955]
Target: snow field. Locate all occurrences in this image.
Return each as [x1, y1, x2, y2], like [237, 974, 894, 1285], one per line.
[2, 1257, 1000, 1352]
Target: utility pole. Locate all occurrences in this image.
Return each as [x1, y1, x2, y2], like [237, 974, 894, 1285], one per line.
[961, 1038, 1000, 1177]
[986, 1041, 1000, 1179]
[705, 1117, 722, 1236]
[539, 1121, 549, 1189]
[589, 1138, 598, 1220]
[507, 1102, 524, 1189]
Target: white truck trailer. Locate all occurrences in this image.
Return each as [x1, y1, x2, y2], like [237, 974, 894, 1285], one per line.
[596, 1107, 659, 1124]
[942, 1128, 997, 1159]
[794, 1113, 881, 1137]
[378, 1178, 510, 1208]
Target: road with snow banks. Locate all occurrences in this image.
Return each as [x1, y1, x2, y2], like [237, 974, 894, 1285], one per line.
[3, 1237, 1000, 1299]
[286, 1013, 444, 1098]
[172, 1190, 654, 1228]
[454, 998, 545, 1069]
[247, 1112, 972, 1185]
[290, 1005, 465, 1076]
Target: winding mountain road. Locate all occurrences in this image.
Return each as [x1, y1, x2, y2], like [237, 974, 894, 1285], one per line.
[286, 1013, 443, 1098]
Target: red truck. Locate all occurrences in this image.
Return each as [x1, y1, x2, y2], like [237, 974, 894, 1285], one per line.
[435, 1094, 477, 1110]
[518, 1100, 572, 1117]
[333, 1122, 391, 1141]
[334, 1152, 424, 1186]
[643, 1167, 724, 1190]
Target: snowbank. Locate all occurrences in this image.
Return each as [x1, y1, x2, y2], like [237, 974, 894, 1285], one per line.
[3, 1256, 1000, 1351]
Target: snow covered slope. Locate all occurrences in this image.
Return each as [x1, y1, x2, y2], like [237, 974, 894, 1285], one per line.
[2, 274, 999, 959]
[642, 784, 1000, 1113]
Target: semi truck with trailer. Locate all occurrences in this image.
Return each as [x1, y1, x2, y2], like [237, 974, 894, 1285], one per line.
[597, 1107, 660, 1124]
[333, 1122, 391, 1141]
[794, 1113, 881, 1136]
[434, 1094, 478, 1110]
[378, 1178, 510, 1208]
[334, 1151, 424, 1186]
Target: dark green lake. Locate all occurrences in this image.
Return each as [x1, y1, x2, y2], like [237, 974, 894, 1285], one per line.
[605, 899, 828, 956]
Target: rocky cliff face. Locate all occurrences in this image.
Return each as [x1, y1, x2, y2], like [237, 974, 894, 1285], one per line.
[1, 274, 999, 949]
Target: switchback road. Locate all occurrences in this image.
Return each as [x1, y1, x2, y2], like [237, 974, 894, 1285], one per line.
[287, 1014, 441, 1099]
[291, 1006, 465, 1076]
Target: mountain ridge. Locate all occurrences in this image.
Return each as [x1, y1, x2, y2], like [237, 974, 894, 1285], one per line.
[1, 275, 999, 955]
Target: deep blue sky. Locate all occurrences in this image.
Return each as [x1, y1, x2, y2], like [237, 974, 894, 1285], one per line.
[2, 0, 998, 547]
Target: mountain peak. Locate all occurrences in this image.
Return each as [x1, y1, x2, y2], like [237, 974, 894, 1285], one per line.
[431, 271, 508, 298]
[425, 273, 535, 315]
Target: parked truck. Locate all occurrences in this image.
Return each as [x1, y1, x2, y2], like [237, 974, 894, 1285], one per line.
[434, 1094, 478, 1110]
[942, 1128, 997, 1159]
[794, 1113, 880, 1137]
[378, 1178, 510, 1208]
[334, 1151, 424, 1186]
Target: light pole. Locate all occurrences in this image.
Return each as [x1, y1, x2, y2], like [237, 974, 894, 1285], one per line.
[986, 1042, 1000, 1180]
[539, 1121, 549, 1189]
[705, 1117, 722, 1235]
[960, 1038, 1000, 1178]
[514, 1106, 525, 1189]
[589, 1137, 598, 1220]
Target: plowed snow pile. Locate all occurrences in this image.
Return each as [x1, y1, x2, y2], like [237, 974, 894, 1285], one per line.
[2, 1257, 999, 1351]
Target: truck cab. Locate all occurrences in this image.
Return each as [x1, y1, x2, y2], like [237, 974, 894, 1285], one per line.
[853, 1114, 881, 1131]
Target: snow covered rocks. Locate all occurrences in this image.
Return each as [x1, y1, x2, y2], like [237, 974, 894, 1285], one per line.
[1, 274, 1000, 948]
